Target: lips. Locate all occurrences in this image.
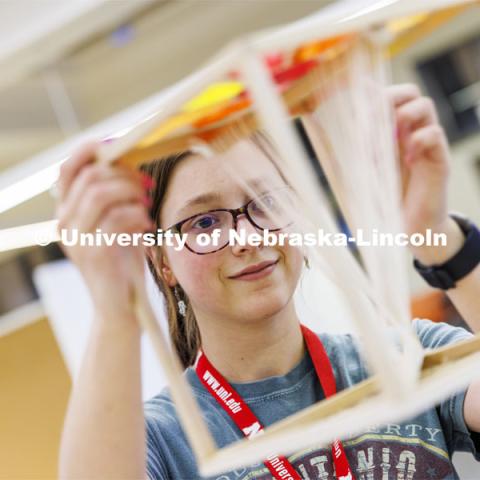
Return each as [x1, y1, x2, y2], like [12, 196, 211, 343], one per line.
[229, 259, 279, 279]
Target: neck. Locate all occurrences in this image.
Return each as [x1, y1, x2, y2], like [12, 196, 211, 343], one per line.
[196, 303, 305, 383]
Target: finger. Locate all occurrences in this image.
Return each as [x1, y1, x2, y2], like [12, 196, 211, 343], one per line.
[405, 124, 449, 166]
[57, 162, 147, 220]
[58, 170, 148, 232]
[99, 203, 153, 236]
[56, 143, 152, 202]
[396, 96, 438, 136]
[57, 141, 98, 201]
[387, 83, 422, 108]
[56, 163, 144, 228]
[75, 181, 151, 233]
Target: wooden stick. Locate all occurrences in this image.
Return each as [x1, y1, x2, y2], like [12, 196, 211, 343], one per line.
[132, 277, 217, 464]
[422, 333, 480, 369]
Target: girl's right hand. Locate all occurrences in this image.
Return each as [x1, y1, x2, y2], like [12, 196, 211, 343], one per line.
[55, 142, 155, 325]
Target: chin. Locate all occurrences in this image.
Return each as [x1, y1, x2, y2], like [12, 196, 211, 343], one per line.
[238, 288, 291, 321]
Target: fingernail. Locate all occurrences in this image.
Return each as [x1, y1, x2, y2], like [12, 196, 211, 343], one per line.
[142, 195, 153, 208]
[141, 174, 155, 190]
[395, 125, 401, 141]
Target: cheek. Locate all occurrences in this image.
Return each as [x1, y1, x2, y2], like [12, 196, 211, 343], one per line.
[280, 245, 304, 282]
[173, 250, 221, 300]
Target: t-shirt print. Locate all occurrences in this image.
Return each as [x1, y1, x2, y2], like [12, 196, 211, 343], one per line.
[213, 421, 455, 480]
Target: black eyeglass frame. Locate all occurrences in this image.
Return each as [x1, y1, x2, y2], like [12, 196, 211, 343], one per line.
[163, 186, 294, 255]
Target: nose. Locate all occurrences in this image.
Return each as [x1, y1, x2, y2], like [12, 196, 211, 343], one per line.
[230, 213, 262, 256]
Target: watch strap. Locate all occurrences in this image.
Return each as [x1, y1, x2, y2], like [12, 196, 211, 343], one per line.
[413, 214, 480, 290]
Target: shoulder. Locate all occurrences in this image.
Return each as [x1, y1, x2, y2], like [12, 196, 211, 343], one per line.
[144, 372, 220, 433]
[144, 387, 184, 449]
[316, 319, 473, 388]
[145, 388, 176, 424]
[412, 318, 473, 348]
[144, 384, 210, 480]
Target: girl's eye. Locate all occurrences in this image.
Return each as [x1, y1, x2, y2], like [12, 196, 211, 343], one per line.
[252, 194, 277, 214]
[191, 214, 219, 230]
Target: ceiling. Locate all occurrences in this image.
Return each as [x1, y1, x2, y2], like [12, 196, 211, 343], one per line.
[0, 0, 332, 168]
[0, 0, 332, 243]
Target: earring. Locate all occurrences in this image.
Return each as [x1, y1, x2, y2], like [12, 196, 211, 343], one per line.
[304, 255, 310, 269]
[173, 285, 187, 317]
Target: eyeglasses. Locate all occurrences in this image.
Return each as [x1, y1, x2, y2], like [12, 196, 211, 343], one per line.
[164, 186, 295, 254]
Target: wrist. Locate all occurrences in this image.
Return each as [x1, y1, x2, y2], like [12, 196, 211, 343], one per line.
[413, 214, 480, 290]
[410, 216, 465, 266]
[93, 303, 142, 335]
[92, 315, 142, 344]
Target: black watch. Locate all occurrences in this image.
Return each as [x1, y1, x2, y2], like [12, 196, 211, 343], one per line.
[413, 214, 480, 290]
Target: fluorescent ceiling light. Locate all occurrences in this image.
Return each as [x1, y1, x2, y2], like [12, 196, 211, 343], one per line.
[0, 219, 59, 253]
[0, 162, 63, 214]
[0, 120, 149, 215]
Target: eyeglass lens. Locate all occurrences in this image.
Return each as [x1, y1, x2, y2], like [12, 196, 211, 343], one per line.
[180, 189, 294, 254]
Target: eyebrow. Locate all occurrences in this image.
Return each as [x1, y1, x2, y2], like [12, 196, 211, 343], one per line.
[177, 192, 223, 217]
[176, 178, 271, 218]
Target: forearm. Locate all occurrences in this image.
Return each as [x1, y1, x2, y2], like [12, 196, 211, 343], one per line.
[411, 217, 480, 333]
[59, 315, 146, 479]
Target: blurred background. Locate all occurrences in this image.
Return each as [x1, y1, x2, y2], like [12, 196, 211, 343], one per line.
[0, 1, 479, 478]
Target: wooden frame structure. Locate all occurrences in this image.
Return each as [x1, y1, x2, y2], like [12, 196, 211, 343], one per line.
[95, 1, 480, 475]
[2, 0, 480, 476]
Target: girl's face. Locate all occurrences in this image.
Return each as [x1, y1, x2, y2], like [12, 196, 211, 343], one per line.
[158, 140, 304, 325]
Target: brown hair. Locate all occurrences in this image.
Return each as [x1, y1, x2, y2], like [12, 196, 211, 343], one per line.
[140, 132, 290, 369]
[140, 152, 200, 369]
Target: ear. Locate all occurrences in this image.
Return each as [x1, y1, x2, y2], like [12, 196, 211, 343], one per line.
[146, 246, 177, 288]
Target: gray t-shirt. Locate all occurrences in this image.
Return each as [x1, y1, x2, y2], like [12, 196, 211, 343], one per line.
[145, 320, 480, 479]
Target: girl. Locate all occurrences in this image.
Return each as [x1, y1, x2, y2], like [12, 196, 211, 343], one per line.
[57, 84, 480, 479]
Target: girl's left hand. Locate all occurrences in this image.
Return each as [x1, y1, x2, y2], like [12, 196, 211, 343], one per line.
[389, 83, 464, 265]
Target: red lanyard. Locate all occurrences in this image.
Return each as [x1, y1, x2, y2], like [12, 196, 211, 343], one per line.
[194, 324, 355, 480]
